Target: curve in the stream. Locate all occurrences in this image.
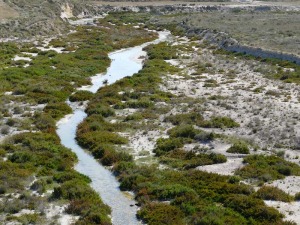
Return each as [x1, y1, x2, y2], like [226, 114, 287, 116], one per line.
[56, 31, 170, 225]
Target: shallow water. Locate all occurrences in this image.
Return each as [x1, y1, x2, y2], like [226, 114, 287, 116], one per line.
[56, 31, 170, 225]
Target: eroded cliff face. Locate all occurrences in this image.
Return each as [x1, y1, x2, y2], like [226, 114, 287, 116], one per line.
[0, 0, 97, 39]
[179, 26, 300, 65]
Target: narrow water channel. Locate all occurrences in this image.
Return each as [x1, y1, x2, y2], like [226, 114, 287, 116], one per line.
[56, 31, 170, 225]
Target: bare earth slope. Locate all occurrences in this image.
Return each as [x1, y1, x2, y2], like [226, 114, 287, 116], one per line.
[0, 0, 96, 39]
[0, 0, 18, 20]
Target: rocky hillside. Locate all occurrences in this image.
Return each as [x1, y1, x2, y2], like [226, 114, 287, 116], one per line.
[0, 0, 96, 39]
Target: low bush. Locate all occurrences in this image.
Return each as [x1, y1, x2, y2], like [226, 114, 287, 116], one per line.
[164, 112, 204, 126]
[144, 42, 177, 60]
[224, 195, 283, 222]
[160, 150, 227, 169]
[6, 118, 17, 126]
[101, 150, 133, 166]
[44, 102, 72, 120]
[194, 131, 215, 142]
[77, 131, 128, 149]
[86, 103, 115, 117]
[150, 184, 197, 201]
[254, 186, 293, 202]
[69, 90, 94, 102]
[154, 137, 184, 156]
[30, 179, 47, 194]
[227, 142, 250, 154]
[33, 113, 56, 132]
[167, 125, 198, 139]
[190, 205, 248, 225]
[124, 112, 143, 121]
[118, 99, 154, 109]
[137, 203, 185, 225]
[235, 155, 300, 182]
[200, 116, 240, 128]
[1, 125, 10, 135]
[53, 171, 91, 184]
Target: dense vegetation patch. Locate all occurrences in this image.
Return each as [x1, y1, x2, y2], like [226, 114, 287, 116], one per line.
[226, 141, 250, 154]
[254, 186, 293, 202]
[235, 155, 300, 183]
[69, 90, 94, 102]
[0, 132, 111, 224]
[160, 149, 227, 170]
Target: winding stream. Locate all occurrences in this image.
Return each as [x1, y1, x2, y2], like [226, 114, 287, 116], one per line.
[56, 31, 170, 225]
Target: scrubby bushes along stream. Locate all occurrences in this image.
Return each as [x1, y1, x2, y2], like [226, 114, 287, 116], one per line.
[0, 19, 157, 224]
[76, 17, 298, 224]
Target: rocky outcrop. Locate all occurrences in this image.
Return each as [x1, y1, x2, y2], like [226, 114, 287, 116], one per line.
[182, 26, 300, 65]
[0, 0, 98, 39]
[225, 45, 300, 65]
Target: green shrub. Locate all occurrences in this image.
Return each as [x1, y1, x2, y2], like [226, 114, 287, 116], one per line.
[144, 42, 177, 60]
[101, 150, 133, 166]
[9, 151, 33, 163]
[167, 125, 198, 139]
[190, 205, 247, 225]
[44, 102, 72, 120]
[154, 138, 184, 156]
[254, 186, 292, 202]
[194, 131, 215, 142]
[124, 113, 143, 121]
[52, 180, 97, 200]
[86, 104, 115, 117]
[227, 142, 250, 154]
[228, 176, 241, 184]
[149, 184, 197, 201]
[201, 116, 240, 128]
[91, 144, 115, 159]
[113, 161, 136, 175]
[1, 125, 10, 135]
[209, 153, 227, 164]
[6, 118, 17, 126]
[77, 131, 128, 149]
[78, 114, 126, 133]
[160, 150, 227, 169]
[0, 186, 6, 194]
[224, 195, 283, 222]
[14, 213, 40, 224]
[235, 155, 300, 182]
[125, 99, 154, 109]
[69, 90, 93, 102]
[203, 80, 219, 87]
[53, 171, 91, 183]
[33, 113, 56, 132]
[137, 203, 185, 225]
[0, 198, 24, 214]
[30, 179, 47, 194]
